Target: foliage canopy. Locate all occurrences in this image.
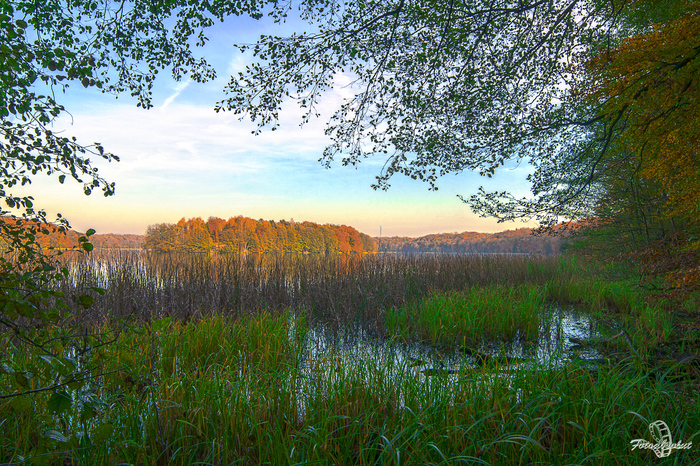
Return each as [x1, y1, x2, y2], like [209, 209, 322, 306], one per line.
[219, 0, 631, 225]
[219, 0, 697, 234]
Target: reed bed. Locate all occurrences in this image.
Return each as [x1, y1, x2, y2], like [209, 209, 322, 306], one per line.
[1, 313, 698, 465]
[385, 276, 675, 350]
[53, 251, 680, 361]
[386, 285, 546, 346]
[58, 252, 576, 330]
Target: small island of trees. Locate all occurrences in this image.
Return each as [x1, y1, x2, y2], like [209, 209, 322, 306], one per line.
[143, 216, 378, 254]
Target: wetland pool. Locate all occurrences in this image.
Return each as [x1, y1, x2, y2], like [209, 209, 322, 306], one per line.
[284, 305, 611, 412]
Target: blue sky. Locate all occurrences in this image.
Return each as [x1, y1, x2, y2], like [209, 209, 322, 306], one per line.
[16, 13, 538, 238]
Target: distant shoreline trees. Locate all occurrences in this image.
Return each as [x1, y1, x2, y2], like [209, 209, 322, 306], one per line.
[8, 216, 563, 256]
[143, 216, 378, 254]
[376, 228, 563, 255]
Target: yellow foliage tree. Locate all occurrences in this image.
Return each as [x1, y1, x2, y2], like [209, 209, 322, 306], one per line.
[584, 0, 700, 295]
[588, 0, 700, 227]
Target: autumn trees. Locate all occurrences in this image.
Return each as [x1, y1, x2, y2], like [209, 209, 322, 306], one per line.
[570, 0, 700, 295]
[144, 216, 378, 255]
[582, 0, 698, 222]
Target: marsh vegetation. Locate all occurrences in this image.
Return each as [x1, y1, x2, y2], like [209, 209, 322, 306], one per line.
[1, 252, 698, 464]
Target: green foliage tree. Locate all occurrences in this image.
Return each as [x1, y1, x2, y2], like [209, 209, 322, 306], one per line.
[218, 0, 642, 226]
[1, 0, 271, 459]
[219, 0, 698, 294]
[217, 0, 693, 235]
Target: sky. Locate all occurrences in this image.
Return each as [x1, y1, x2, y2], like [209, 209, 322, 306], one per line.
[16, 12, 539, 238]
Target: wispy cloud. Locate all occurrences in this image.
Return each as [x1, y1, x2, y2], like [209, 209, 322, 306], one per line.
[161, 81, 191, 108]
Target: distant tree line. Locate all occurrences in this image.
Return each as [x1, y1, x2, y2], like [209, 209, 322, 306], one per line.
[0, 217, 144, 251]
[375, 228, 563, 255]
[143, 216, 378, 254]
[7, 216, 561, 255]
[89, 234, 144, 249]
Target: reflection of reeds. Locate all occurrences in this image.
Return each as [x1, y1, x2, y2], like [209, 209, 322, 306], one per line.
[57, 252, 573, 329]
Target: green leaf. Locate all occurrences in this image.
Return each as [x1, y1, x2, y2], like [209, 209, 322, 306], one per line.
[89, 286, 106, 296]
[42, 356, 77, 377]
[78, 294, 94, 309]
[81, 242, 94, 252]
[91, 423, 114, 443]
[47, 391, 72, 413]
[68, 378, 85, 390]
[42, 263, 56, 272]
[60, 357, 78, 374]
[85, 228, 96, 236]
[80, 402, 96, 420]
[52, 341, 64, 354]
[11, 395, 33, 412]
[15, 371, 31, 389]
[45, 308, 60, 322]
[27, 445, 51, 466]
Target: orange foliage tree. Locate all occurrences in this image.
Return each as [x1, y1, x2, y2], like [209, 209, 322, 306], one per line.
[144, 216, 377, 255]
[588, 0, 699, 223]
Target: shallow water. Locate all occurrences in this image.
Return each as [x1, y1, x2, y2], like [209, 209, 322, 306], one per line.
[290, 305, 607, 407]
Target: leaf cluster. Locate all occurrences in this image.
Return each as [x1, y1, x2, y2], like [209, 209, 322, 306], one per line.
[219, 0, 629, 223]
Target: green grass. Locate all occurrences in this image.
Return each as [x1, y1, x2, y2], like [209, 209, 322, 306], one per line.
[384, 273, 679, 354]
[2, 253, 699, 464]
[385, 285, 545, 345]
[2, 310, 699, 465]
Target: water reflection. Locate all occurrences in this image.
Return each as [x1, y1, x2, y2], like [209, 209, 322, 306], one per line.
[290, 305, 606, 413]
